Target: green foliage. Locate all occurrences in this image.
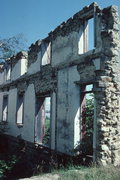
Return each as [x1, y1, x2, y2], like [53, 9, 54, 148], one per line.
[85, 95, 94, 150]
[0, 122, 14, 179]
[0, 155, 17, 180]
[81, 94, 94, 155]
[42, 116, 50, 145]
[86, 95, 94, 137]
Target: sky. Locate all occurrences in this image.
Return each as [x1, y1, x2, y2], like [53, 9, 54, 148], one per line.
[0, 0, 120, 48]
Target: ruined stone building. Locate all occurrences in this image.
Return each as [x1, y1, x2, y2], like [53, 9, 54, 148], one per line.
[0, 3, 119, 165]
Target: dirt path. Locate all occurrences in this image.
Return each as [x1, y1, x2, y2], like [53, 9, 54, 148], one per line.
[19, 174, 60, 180]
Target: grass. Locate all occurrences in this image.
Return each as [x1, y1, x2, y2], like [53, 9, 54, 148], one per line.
[27, 164, 120, 180]
[57, 165, 120, 180]
[35, 164, 119, 180]
[0, 148, 120, 180]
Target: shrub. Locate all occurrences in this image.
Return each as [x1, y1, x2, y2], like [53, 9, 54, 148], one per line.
[0, 155, 17, 180]
[0, 122, 8, 135]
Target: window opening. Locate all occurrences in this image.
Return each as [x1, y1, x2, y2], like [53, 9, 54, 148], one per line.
[78, 17, 94, 54]
[88, 18, 94, 51]
[41, 41, 51, 66]
[2, 95, 8, 122]
[6, 65, 11, 81]
[16, 93, 24, 124]
[35, 96, 51, 146]
[80, 84, 94, 156]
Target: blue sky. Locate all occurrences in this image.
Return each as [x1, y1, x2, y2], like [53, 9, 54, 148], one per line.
[0, 0, 120, 47]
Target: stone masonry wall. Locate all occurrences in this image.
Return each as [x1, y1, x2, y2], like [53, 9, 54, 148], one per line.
[94, 5, 120, 165]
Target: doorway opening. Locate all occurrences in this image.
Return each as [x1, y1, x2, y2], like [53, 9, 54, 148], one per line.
[80, 84, 94, 156]
[35, 96, 51, 147]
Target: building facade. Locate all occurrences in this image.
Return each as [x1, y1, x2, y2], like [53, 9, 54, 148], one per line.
[0, 3, 120, 165]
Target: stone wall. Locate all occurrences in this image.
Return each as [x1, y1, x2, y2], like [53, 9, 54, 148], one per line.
[93, 5, 120, 166]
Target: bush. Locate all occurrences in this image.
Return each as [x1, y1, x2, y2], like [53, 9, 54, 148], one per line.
[0, 122, 8, 135]
[0, 122, 9, 154]
[0, 155, 17, 180]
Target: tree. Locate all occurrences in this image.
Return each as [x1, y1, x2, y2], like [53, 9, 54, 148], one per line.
[0, 33, 28, 63]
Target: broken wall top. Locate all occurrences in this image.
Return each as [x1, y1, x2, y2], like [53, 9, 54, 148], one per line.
[0, 2, 119, 85]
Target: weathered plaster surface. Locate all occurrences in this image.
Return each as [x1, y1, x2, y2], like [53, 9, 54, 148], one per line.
[0, 71, 4, 85]
[50, 92, 56, 150]
[56, 66, 80, 155]
[22, 84, 35, 142]
[52, 32, 79, 66]
[7, 85, 35, 142]
[28, 52, 41, 75]
[11, 58, 27, 81]
[0, 92, 3, 121]
[7, 88, 18, 136]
